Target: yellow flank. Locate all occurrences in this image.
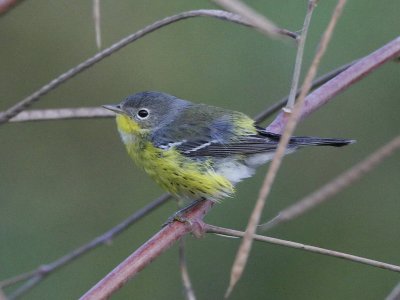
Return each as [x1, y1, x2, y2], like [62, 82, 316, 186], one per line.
[116, 115, 234, 201]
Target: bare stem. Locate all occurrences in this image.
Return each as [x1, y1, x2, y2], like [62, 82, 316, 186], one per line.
[206, 225, 400, 273]
[8, 107, 114, 122]
[212, 0, 297, 40]
[285, 1, 316, 111]
[93, 0, 101, 49]
[386, 281, 400, 300]
[179, 239, 196, 300]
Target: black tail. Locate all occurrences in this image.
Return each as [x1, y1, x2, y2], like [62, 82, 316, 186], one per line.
[287, 135, 355, 147]
[257, 129, 355, 148]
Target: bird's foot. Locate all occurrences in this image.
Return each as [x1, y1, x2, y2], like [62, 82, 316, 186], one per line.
[162, 199, 204, 227]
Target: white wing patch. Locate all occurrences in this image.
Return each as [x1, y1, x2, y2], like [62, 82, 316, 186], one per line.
[158, 140, 187, 150]
[183, 140, 218, 154]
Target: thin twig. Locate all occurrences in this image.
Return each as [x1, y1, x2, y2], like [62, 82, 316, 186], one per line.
[386, 281, 400, 300]
[8, 277, 42, 300]
[0, 270, 38, 290]
[284, 1, 316, 111]
[179, 239, 196, 300]
[0, 9, 296, 125]
[226, 1, 346, 297]
[93, 0, 101, 49]
[2, 194, 171, 299]
[206, 225, 400, 273]
[8, 107, 114, 122]
[260, 135, 400, 231]
[212, 0, 297, 40]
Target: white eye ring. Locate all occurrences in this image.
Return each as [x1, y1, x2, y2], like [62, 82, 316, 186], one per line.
[137, 108, 150, 119]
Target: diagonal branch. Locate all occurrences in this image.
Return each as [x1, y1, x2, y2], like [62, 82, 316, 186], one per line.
[79, 201, 214, 300]
[267, 36, 400, 132]
[254, 59, 356, 123]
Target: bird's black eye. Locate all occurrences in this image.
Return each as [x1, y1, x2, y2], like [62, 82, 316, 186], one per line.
[137, 108, 149, 119]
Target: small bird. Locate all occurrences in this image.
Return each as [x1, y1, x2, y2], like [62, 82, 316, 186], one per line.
[103, 91, 354, 219]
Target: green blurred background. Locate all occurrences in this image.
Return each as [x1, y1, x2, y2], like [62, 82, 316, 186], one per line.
[1, 1, 399, 299]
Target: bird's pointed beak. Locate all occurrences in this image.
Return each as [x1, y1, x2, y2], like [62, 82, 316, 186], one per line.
[102, 104, 125, 115]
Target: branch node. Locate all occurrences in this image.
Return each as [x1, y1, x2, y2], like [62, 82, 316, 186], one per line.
[189, 220, 207, 239]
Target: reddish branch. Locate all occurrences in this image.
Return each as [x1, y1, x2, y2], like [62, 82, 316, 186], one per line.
[80, 201, 213, 300]
[80, 36, 400, 299]
[267, 36, 400, 132]
[0, 0, 23, 15]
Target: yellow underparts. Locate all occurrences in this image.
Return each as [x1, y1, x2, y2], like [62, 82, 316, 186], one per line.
[116, 115, 234, 201]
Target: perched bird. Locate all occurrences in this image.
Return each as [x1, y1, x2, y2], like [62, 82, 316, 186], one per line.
[103, 91, 354, 218]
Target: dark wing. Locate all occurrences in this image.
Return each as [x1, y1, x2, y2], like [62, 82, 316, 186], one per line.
[153, 127, 286, 158]
[175, 134, 283, 158]
[153, 124, 354, 158]
[173, 127, 354, 158]
[151, 108, 281, 157]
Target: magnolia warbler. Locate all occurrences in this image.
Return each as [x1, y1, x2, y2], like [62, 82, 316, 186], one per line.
[103, 91, 354, 219]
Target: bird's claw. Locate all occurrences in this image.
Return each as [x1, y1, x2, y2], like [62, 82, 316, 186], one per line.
[162, 211, 192, 227]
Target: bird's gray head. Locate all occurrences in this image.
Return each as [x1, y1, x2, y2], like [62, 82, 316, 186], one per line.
[105, 91, 191, 130]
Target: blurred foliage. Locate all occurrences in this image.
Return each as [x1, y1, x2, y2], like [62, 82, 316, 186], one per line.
[1, 1, 399, 299]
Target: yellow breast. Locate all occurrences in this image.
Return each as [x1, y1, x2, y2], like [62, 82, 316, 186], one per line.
[115, 116, 232, 201]
[129, 141, 234, 201]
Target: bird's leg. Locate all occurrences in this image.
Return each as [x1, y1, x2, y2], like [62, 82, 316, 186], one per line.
[163, 198, 205, 227]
